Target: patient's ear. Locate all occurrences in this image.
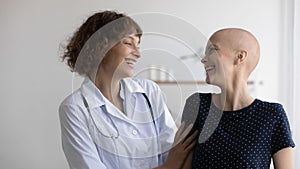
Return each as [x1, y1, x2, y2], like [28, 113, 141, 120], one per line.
[235, 50, 247, 65]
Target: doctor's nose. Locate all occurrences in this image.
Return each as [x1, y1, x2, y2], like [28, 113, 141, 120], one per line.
[132, 48, 141, 59]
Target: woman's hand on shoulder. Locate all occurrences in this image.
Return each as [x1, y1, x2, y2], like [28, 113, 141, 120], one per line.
[155, 122, 199, 169]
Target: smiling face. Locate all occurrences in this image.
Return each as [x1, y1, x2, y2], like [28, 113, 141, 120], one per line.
[99, 34, 141, 79]
[202, 33, 235, 86]
[202, 28, 260, 87]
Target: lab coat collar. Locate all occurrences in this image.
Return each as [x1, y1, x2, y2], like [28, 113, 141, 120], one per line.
[80, 77, 146, 109]
[80, 77, 106, 109]
[121, 77, 145, 94]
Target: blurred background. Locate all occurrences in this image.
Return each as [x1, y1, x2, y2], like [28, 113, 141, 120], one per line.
[0, 0, 299, 168]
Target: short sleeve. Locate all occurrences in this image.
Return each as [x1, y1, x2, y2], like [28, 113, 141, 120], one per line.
[271, 104, 295, 155]
[181, 93, 203, 142]
[181, 93, 200, 126]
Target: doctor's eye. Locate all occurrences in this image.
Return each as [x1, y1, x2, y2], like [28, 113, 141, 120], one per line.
[122, 40, 132, 46]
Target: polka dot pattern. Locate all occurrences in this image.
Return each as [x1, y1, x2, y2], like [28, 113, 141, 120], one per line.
[182, 93, 295, 169]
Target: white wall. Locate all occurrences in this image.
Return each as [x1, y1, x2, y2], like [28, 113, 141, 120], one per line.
[294, 0, 300, 167]
[0, 0, 294, 169]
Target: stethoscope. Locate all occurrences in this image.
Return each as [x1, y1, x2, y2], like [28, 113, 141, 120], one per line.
[81, 93, 158, 139]
[81, 92, 163, 167]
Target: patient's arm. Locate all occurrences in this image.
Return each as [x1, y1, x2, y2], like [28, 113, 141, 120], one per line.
[272, 147, 293, 169]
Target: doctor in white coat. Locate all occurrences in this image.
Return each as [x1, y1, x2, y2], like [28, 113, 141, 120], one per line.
[59, 10, 198, 169]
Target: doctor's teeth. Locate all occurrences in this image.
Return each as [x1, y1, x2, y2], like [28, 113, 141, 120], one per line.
[127, 61, 136, 65]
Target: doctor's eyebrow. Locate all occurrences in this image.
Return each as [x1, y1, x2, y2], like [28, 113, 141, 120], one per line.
[125, 35, 140, 44]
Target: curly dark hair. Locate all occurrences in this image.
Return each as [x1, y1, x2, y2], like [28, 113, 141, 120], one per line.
[62, 11, 143, 76]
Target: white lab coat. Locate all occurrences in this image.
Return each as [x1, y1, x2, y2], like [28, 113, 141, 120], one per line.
[59, 77, 177, 169]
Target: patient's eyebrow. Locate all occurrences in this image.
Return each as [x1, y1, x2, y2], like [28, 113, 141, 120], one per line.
[205, 44, 218, 54]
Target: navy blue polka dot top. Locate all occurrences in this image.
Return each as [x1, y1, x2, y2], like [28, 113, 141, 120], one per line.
[182, 93, 295, 169]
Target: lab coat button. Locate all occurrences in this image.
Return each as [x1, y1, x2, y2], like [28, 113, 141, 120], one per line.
[132, 129, 137, 135]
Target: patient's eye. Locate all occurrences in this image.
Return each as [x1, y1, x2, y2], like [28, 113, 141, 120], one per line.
[209, 46, 217, 53]
[205, 45, 218, 55]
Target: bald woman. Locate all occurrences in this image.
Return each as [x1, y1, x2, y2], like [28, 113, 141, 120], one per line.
[181, 28, 295, 169]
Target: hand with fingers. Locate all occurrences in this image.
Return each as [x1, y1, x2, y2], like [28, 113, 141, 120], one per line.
[154, 122, 199, 169]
